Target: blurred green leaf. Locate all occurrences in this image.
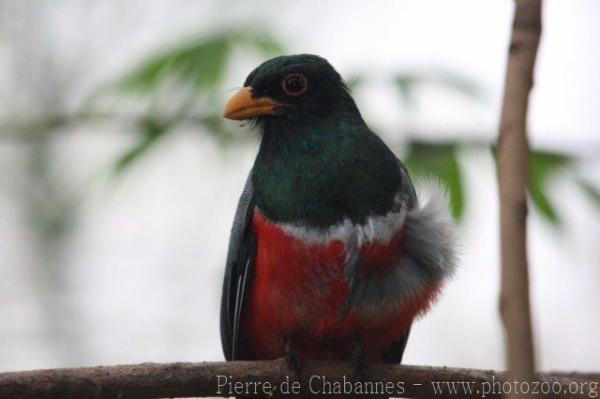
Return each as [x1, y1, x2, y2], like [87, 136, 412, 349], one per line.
[529, 151, 571, 225]
[404, 141, 465, 220]
[119, 35, 230, 94]
[118, 30, 282, 96]
[103, 29, 282, 172]
[490, 147, 572, 225]
[577, 178, 600, 209]
[529, 182, 558, 224]
[114, 120, 169, 173]
[395, 68, 485, 107]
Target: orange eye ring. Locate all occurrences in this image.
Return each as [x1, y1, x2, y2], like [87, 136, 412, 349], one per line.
[282, 74, 308, 96]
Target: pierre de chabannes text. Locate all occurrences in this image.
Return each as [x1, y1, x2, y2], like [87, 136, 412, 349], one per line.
[216, 374, 599, 397]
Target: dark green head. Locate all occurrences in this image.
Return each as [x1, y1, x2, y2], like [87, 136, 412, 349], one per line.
[224, 54, 402, 227]
[224, 54, 361, 128]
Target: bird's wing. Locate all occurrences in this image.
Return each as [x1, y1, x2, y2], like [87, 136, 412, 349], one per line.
[383, 159, 415, 364]
[220, 170, 256, 360]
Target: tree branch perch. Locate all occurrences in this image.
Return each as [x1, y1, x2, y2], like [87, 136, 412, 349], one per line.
[1, 360, 598, 399]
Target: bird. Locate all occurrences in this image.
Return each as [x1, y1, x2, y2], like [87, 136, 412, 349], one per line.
[220, 54, 456, 367]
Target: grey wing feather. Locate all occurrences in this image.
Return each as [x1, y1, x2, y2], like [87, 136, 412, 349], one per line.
[220, 170, 256, 360]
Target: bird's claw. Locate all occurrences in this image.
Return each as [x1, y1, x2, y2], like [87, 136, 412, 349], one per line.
[283, 340, 303, 376]
[350, 346, 369, 380]
[284, 350, 303, 376]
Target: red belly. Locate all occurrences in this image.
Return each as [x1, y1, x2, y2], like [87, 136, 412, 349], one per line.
[242, 210, 438, 361]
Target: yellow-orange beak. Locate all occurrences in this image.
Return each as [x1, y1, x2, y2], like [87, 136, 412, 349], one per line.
[223, 87, 280, 120]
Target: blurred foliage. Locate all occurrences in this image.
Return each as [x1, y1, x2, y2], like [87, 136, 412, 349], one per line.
[404, 141, 464, 219]
[118, 31, 281, 95]
[393, 69, 475, 221]
[395, 68, 486, 107]
[407, 138, 600, 226]
[528, 151, 571, 225]
[393, 71, 599, 226]
[489, 146, 599, 227]
[95, 29, 599, 227]
[114, 118, 172, 173]
[95, 29, 283, 173]
[577, 178, 600, 207]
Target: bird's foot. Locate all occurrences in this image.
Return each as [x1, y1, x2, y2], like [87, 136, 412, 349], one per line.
[284, 351, 303, 376]
[350, 346, 369, 380]
[283, 341, 303, 376]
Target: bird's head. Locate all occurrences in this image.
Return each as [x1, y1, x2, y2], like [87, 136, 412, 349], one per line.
[223, 54, 359, 127]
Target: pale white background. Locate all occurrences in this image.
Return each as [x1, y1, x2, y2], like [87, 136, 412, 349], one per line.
[0, 0, 598, 372]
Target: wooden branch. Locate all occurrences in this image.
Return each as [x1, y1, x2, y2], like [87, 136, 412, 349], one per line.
[1, 361, 598, 399]
[497, 0, 542, 390]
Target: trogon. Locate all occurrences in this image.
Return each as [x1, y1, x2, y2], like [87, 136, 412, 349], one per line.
[220, 54, 456, 365]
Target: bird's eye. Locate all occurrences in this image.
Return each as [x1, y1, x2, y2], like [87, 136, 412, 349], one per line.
[282, 74, 308, 96]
